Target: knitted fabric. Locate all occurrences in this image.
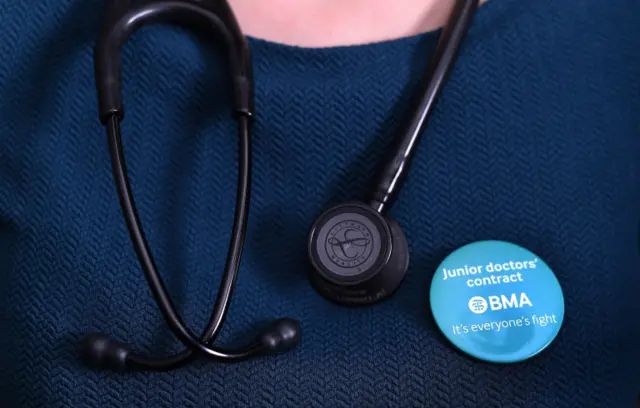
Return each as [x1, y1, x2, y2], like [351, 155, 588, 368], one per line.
[1, 0, 639, 406]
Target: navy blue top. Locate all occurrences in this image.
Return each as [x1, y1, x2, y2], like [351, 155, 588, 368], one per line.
[1, 0, 639, 406]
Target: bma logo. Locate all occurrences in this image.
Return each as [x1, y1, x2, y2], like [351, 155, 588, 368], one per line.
[325, 220, 373, 268]
[468, 293, 533, 314]
[468, 296, 488, 314]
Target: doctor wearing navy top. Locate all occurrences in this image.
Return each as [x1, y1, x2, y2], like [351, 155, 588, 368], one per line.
[0, 0, 638, 407]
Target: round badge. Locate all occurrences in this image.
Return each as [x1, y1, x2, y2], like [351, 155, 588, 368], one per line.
[429, 240, 564, 363]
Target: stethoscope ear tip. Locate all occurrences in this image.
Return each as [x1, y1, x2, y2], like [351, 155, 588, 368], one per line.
[81, 332, 130, 371]
[258, 318, 302, 354]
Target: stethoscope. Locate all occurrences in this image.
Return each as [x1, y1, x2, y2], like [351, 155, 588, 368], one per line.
[82, 0, 479, 372]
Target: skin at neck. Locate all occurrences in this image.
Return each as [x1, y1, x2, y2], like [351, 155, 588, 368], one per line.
[227, 0, 487, 47]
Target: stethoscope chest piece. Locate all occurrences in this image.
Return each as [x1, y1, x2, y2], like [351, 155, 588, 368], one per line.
[308, 202, 410, 306]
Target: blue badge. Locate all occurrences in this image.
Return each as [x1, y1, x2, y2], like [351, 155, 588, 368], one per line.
[429, 240, 564, 363]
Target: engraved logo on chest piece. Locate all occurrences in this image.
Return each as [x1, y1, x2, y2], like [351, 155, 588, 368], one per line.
[324, 220, 373, 269]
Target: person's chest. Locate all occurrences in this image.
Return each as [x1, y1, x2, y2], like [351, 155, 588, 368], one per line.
[0, 0, 638, 406]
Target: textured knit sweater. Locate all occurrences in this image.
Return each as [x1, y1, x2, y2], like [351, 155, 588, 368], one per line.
[1, 0, 639, 407]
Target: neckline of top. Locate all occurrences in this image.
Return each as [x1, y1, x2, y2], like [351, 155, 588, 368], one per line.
[245, 0, 510, 57]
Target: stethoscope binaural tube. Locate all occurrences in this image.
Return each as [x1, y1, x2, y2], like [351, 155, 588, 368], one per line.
[82, 0, 300, 372]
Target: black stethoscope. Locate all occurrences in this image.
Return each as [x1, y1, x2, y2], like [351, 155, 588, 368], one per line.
[82, 0, 479, 372]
